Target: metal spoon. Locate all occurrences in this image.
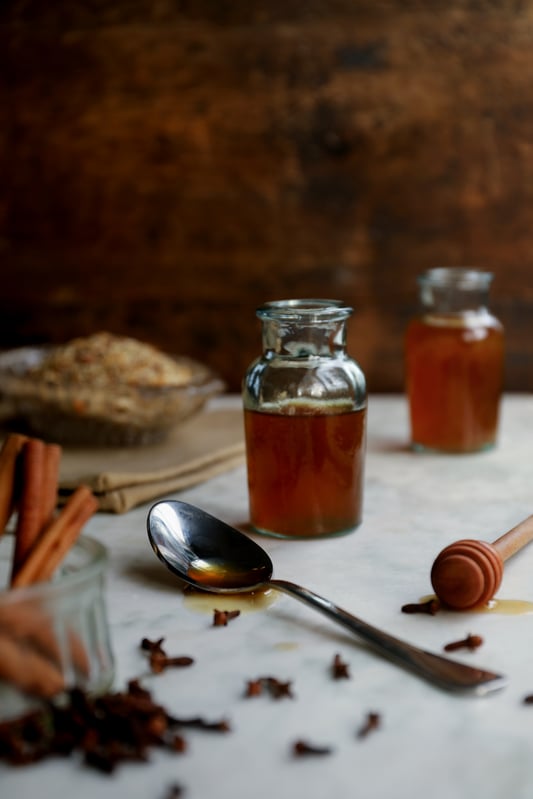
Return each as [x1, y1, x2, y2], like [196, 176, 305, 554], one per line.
[147, 500, 506, 695]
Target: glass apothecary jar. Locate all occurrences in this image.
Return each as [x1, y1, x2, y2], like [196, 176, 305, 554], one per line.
[242, 299, 367, 539]
[405, 268, 504, 453]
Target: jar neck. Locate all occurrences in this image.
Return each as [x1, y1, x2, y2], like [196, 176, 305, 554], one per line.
[257, 300, 352, 357]
[417, 268, 493, 313]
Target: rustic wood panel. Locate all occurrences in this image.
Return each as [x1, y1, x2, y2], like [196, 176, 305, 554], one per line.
[1, 1, 533, 391]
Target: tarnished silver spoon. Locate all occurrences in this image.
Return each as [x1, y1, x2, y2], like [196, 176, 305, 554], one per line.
[147, 499, 505, 695]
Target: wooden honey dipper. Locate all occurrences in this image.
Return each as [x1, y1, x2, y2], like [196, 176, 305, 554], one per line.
[430, 515, 533, 610]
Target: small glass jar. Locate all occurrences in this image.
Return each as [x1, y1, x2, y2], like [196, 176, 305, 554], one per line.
[405, 268, 504, 453]
[0, 534, 114, 720]
[242, 299, 367, 539]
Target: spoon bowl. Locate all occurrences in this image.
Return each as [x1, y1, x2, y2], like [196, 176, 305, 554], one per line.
[147, 500, 506, 695]
[147, 499, 272, 591]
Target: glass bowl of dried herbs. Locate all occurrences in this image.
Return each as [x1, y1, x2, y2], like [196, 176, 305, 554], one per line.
[0, 333, 224, 446]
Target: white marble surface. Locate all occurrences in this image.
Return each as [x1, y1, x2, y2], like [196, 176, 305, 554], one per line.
[4, 394, 533, 799]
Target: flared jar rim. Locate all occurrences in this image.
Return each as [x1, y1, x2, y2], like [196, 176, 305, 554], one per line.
[0, 534, 107, 605]
[256, 298, 353, 322]
[417, 267, 494, 289]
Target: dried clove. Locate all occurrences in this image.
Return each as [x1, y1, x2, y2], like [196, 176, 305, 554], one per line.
[401, 598, 440, 615]
[267, 677, 293, 699]
[141, 637, 166, 654]
[244, 678, 263, 697]
[331, 653, 350, 679]
[292, 739, 332, 757]
[443, 633, 483, 652]
[149, 653, 195, 675]
[139, 637, 194, 674]
[167, 715, 231, 733]
[244, 676, 294, 699]
[213, 609, 241, 627]
[357, 711, 381, 739]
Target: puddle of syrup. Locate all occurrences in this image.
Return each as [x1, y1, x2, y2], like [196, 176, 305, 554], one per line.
[477, 598, 533, 615]
[183, 585, 277, 615]
[273, 641, 300, 651]
[421, 594, 533, 615]
[182, 588, 298, 653]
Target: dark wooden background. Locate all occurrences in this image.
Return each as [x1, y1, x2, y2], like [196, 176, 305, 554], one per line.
[1, 1, 532, 393]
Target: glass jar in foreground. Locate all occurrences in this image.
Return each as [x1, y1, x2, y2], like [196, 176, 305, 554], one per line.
[405, 268, 504, 453]
[243, 299, 367, 539]
[0, 534, 114, 720]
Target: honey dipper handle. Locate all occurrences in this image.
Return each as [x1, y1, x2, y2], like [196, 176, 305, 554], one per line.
[492, 515, 533, 563]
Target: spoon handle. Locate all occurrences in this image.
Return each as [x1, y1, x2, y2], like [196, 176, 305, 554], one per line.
[269, 579, 505, 695]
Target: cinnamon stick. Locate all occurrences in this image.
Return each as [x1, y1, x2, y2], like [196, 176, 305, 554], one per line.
[0, 433, 27, 535]
[0, 603, 62, 665]
[9, 439, 62, 584]
[0, 602, 89, 678]
[0, 633, 65, 698]
[40, 443, 62, 530]
[11, 485, 98, 589]
[10, 439, 46, 582]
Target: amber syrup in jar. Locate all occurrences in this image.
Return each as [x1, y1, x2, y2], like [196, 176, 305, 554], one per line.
[405, 269, 504, 453]
[243, 300, 367, 539]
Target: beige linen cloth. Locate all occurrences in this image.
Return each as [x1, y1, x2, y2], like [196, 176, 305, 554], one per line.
[58, 407, 245, 513]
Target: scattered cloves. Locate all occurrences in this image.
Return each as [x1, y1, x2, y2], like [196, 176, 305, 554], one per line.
[244, 676, 294, 699]
[331, 653, 350, 679]
[268, 678, 293, 699]
[167, 715, 231, 733]
[149, 653, 195, 675]
[244, 678, 263, 697]
[140, 637, 194, 674]
[213, 609, 241, 627]
[401, 598, 440, 615]
[141, 637, 166, 654]
[357, 711, 381, 739]
[293, 739, 332, 757]
[443, 634, 483, 652]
